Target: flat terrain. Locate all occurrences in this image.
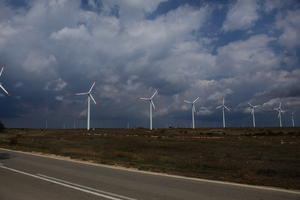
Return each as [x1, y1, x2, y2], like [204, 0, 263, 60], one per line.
[0, 148, 299, 200]
[0, 127, 299, 190]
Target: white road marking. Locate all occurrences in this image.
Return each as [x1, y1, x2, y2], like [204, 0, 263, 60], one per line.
[36, 174, 136, 200]
[1, 147, 300, 195]
[0, 165, 137, 200]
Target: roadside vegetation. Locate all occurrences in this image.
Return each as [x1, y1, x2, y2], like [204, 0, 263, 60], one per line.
[0, 121, 5, 133]
[0, 127, 299, 189]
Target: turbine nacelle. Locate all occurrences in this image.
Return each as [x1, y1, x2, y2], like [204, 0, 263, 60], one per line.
[274, 102, 284, 127]
[216, 97, 230, 128]
[75, 81, 97, 105]
[184, 97, 199, 113]
[248, 103, 258, 114]
[75, 81, 98, 130]
[274, 102, 284, 117]
[140, 89, 158, 110]
[216, 98, 230, 111]
[139, 89, 158, 130]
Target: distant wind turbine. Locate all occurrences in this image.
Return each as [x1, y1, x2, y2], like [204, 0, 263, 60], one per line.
[140, 89, 158, 130]
[76, 81, 97, 130]
[248, 103, 258, 128]
[184, 97, 199, 129]
[274, 102, 284, 127]
[0, 66, 9, 96]
[216, 97, 230, 128]
[291, 112, 295, 127]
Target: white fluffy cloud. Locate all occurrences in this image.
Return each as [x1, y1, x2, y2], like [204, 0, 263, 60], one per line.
[0, 0, 299, 128]
[222, 0, 259, 31]
[276, 10, 300, 49]
[23, 52, 57, 72]
[216, 34, 279, 75]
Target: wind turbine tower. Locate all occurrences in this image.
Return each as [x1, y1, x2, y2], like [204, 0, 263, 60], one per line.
[184, 97, 199, 129]
[274, 102, 283, 127]
[0, 66, 9, 96]
[291, 112, 295, 127]
[216, 97, 230, 128]
[76, 82, 97, 130]
[140, 89, 158, 130]
[248, 103, 258, 128]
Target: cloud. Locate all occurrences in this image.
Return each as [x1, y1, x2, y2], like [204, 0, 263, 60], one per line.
[0, 23, 18, 45]
[222, 0, 259, 31]
[55, 95, 64, 101]
[45, 78, 67, 91]
[50, 24, 90, 40]
[276, 10, 300, 49]
[216, 34, 279, 75]
[0, 0, 299, 128]
[255, 69, 300, 99]
[23, 52, 57, 73]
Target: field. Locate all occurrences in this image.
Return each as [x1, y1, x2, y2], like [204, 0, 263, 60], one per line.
[0, 127, 300, 190]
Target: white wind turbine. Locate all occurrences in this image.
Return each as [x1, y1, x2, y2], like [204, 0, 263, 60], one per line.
[0, 66, 9, 96]
[184, 97, 199, 129]
[216, 97, 230, 128]
[75, 81, 97, 130]
[140, 89, 158, 130]
[291, 112, 295, 127]
[248, 103, 258, 128]
[274, 102, 284, 127]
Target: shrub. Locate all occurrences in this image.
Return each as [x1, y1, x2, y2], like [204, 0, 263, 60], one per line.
[0, 120, 5, 133]
[9, 136, 18, 145]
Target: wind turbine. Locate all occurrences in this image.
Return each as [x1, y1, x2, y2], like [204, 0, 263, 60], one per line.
[291, 112, 295, 127]
[184, 97, 199, 129]
[0, 66, 9, 96]
[140, 89, 158, 130]
[274, 102, 283, 127]
[216, 97, 230, 128]
[75, 81, 97, 130]
[248, 103, 258, 128]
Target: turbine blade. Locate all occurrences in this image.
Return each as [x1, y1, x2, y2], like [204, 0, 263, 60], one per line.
[0, 67, 3, 77]
[151, 100, 155, 110]
[89, 94, 97, 105]
[224, 106, 230, 111]
[140, 97, 150, 100]
[88, 81, 96, 93]
[0, 84, 9, 95]
[151, 89, 158, 99]
[184, 100, 192, 104]
[248, 102, 253, 107]
[75, 92, 88, 96]
[193, 97, 199, 103]
[216, 105, 222, 109]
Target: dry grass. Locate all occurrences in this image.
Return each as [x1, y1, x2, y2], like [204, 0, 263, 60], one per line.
[0, 127, 300, 189]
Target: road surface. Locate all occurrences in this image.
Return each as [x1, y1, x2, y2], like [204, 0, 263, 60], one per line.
[0, 148, 299, 200]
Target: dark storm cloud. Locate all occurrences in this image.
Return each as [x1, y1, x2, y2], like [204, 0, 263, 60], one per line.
[0, 0, 300, 128]
[261, 84, 300, 99]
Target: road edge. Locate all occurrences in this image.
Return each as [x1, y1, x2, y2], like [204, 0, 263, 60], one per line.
[1, 147, 300, 195]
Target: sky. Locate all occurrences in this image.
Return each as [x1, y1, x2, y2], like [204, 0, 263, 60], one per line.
[0, 0, 300, 129]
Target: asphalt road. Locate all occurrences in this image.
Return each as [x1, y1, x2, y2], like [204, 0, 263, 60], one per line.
[0, 148, 299, 200]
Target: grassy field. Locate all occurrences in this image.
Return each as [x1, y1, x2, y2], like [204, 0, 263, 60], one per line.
[0, 127, 300, 190]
